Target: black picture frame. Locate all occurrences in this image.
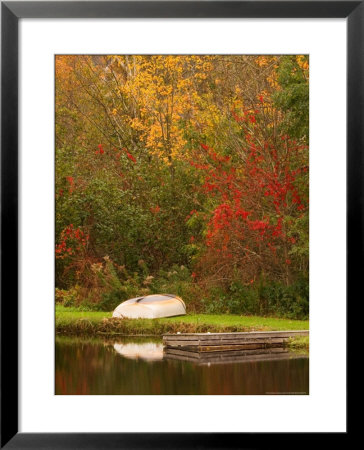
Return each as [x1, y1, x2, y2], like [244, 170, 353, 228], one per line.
[1, 1, 356, 447]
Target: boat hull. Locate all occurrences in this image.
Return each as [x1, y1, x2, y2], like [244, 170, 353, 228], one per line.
[112, 294, 186, 319]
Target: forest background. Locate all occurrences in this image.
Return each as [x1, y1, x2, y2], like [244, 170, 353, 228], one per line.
[55, 55, 309, 319]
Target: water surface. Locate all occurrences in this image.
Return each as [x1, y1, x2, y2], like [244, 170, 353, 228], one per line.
[55, 336, 309, 395]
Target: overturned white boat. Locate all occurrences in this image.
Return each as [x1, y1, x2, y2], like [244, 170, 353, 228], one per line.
[112, 294, 186, 319]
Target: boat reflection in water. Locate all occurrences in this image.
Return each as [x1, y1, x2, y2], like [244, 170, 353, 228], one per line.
[113, 342, 164, 361]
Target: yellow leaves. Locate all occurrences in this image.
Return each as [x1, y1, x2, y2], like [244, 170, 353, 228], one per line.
[296, 55, 309, 71]
[157, 85, 173, 97]
[257, 90, 268, 102]
[115, 55, 217, 163]
[111, 108, 118, 116]
[129, 118, 146, 132]
[267, 73, 278, 89]
[232, 98, 244, 111]
[255, 56, 269, 67]
[177, 79, 190, 90]
[143, 120, 186, 163]
[203, 62, 212, 71]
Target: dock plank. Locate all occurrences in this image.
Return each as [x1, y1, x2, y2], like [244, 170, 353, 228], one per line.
[163, 330, 308, 341]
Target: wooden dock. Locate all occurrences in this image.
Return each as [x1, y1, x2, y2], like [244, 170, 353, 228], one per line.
[163, 330, 308, 352]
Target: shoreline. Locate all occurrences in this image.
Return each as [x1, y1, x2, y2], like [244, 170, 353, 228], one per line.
[56, 308, 309, 345]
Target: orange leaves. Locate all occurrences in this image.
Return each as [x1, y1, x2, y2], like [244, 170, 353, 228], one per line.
[296, 55, 309, 72]
[255, 56, 269, 67]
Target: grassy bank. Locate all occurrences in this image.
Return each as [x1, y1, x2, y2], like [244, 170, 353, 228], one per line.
[286, 335, 309, 350]
[56, 305, 309, 336]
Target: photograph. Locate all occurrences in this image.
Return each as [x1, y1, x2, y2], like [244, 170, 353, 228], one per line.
[55, 54, 309, 395]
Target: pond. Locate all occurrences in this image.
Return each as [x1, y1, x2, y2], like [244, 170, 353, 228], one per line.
[55, 336, 309, 395]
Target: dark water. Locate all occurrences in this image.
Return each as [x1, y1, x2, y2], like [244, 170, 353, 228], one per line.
[55, 337, 309, 395]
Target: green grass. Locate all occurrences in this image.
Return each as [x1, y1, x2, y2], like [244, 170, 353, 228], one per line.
[56, 306, 111, 322]
[286, 335, 309, 350]
[161, 314, 308, 330]
[56, 305, 309, 335]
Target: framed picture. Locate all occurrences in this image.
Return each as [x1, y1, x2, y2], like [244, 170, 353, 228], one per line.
[1, 1, 355, 446]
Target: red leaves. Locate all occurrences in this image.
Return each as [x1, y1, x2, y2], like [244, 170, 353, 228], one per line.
[236, 208, 250, 220]
[190, 134, 307, 269]
[127, 152, 136, 163]
[248, 219, 268, 232]
[55, 225, 88, 259]
[203, 182, 217, 192]
[231, 109, 257, 124]
[150, 205, 160, 214]
[95, 144, 104, 155]
[94, 144, 139, 165]
[120, 147, 137, 163]
[66, 176, 74, 193]
[231, 111, 244, 123]
[272, 218, 282, 237]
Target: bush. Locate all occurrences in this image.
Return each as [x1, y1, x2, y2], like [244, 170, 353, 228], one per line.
[259, 278, 309, 319]
[199, 278, 308, 319]
[55, 288, 78, 307]
[97, 289, 126, 312]
[56, 256, 308, 319]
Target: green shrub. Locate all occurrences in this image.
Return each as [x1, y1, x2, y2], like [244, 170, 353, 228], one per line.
[97, 289, 126, 312]
[198, 278, 308, 319]
[259, 278, 309, 319]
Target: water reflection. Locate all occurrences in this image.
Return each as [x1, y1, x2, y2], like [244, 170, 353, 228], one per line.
[55, 336, 309, 395]
[164, 346, 306, 365]
[113, 342, 164, 361]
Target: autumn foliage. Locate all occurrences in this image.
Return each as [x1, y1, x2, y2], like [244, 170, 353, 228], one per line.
[56, 55, 309, 317]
